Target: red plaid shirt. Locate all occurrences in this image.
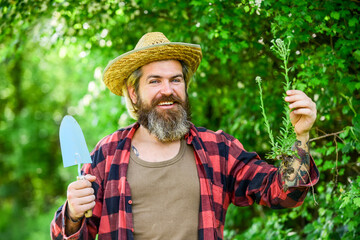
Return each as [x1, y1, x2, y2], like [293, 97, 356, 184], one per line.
[51, 122, 319, 240]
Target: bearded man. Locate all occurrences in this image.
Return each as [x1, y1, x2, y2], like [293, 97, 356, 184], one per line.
[51, 32, 319, 240]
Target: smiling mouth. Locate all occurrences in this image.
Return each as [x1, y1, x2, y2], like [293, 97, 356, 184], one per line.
[158, 101, 175, 106]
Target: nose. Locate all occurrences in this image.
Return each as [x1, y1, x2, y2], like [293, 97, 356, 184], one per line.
[160, 80, 173, 96]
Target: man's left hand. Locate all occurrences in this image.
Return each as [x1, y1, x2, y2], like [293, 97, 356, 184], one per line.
[285, 90, 317, 138]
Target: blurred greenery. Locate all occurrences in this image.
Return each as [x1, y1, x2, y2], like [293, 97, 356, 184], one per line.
[0, 0, 359, 239]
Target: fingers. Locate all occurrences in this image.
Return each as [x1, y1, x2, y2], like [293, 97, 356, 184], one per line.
[67, 174, 96, 219]
[76, 201, 96, 213]
[285, 90, 316, 114]
[288, 99, 314, 111]
[290, 107, 314, 116]
[285, 90, 310, 103]
[70, 179, 92, 190]
[68, 200, 96, 219]
[285, 90, 317, 137]
[69, 187, 94, 198]
[84, 174, 97, 182]
[286, 89, 306, 96]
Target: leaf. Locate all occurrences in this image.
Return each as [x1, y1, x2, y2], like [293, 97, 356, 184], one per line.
[326, 146, 335, 155]
[353, 50, 360, 62]
[220, 30, 229, 39]
[322, 161, 334, 171]
[289, 211, 297, 219]
[305, 15, 313, 23]
[340, 196, 350, 209]
[181, 10, 189, 20]
[349, 17, 359, 27]
[341, 143, 353, 155]
[244, 5, 250, 13]
[221, 17, 231, 25]
[330, 11, 340, 20]
[353, 115, 360, 129]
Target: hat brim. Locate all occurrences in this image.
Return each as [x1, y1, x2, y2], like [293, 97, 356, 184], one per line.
[102, 42, 202, 96]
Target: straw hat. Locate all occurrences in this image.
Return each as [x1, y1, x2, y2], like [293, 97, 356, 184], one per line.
[102, 32, 203, 96]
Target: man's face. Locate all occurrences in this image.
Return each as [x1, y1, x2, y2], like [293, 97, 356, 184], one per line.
[133, 60, 186, 110]
[128, 60, 191, 142]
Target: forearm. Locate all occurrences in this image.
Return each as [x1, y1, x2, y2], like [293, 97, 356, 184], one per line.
[282, 133, 311, 190]
[51, 203, 84, 239]
[65, 211, 83, 236]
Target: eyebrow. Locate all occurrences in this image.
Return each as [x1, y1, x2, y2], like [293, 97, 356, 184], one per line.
[146, 74, 184, 80]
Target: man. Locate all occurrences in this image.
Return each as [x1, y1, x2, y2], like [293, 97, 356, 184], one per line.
[51, 32, 319, 240]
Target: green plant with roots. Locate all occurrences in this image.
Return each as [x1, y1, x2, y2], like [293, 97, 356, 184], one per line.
[255, 37, 297, 160]
[256, 37, 318, 198]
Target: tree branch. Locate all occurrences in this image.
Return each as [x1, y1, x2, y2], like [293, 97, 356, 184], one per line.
[310, 130, 344, 142]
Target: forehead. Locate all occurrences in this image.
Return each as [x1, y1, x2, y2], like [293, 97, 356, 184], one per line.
[140, 60, 183, 78]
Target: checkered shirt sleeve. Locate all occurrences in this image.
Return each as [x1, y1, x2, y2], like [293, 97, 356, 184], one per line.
[190, 126, 319, 239]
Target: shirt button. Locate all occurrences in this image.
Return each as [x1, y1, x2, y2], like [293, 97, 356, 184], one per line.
[128, 200, 132, 205]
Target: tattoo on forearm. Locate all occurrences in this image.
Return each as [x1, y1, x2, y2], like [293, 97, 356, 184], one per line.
[281, 140, 311, 191]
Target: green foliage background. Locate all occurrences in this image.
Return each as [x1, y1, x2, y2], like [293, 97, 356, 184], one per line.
[1, 0, 359, 239]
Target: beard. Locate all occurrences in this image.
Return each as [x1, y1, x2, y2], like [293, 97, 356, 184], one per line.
[136, 94, 191, 143]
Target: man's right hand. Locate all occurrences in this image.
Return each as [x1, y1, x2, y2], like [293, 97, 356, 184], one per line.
[66, 174, 96, 221]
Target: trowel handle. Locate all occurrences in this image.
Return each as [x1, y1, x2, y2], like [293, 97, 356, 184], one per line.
[77, 176, 93, 218]
[84, 210, 92, 218]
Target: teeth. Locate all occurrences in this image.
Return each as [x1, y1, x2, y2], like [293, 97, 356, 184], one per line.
[158, 101, 174, 106]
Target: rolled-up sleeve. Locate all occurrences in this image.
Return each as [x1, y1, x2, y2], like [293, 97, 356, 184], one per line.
[228, 139, 319, 209]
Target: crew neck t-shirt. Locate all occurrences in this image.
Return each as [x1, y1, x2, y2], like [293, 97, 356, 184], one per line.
[127, 139, 200, 239]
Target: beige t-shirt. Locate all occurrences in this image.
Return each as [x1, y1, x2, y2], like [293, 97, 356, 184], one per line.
[127, 139, 200, 240]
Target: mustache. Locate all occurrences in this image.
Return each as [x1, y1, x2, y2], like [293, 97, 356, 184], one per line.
[151, 95, 184, 107]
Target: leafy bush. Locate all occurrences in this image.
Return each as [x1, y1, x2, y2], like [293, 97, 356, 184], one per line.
[0, 0, 359, 239]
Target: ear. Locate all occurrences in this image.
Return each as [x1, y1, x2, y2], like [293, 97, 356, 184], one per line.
[127, 85, 137, 104]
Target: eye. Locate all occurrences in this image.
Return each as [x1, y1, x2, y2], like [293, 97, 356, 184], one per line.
[172, 78, 182, 83]
[149, 79, 160, 84]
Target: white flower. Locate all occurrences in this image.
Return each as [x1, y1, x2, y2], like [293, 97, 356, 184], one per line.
[255, 76, 262, 84]
[255, 0, 263, 8]
[276, 38, 284, 47]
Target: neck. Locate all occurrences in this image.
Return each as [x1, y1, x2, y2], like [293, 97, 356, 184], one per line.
[131, 124, 182, 162]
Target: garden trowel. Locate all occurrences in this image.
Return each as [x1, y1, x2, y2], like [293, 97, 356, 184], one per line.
[59, 115, 93, 218]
